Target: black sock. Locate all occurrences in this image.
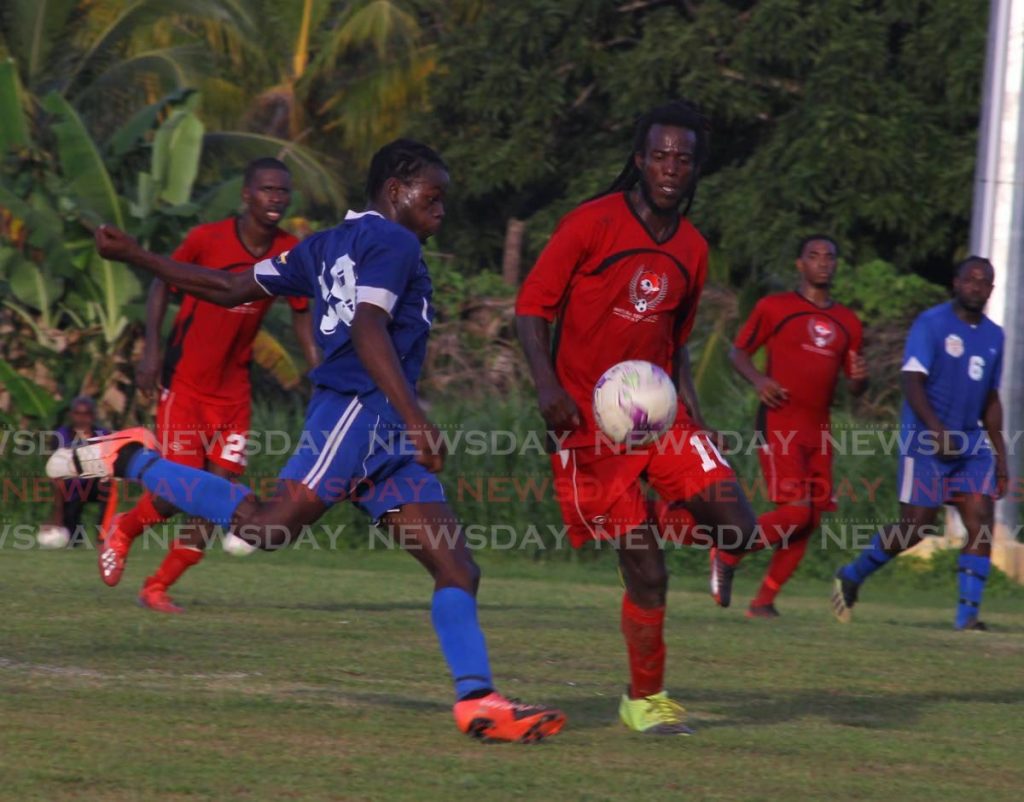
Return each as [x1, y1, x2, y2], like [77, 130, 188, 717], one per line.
[457, 688, 494, 702]
[112, 443, 143, 477]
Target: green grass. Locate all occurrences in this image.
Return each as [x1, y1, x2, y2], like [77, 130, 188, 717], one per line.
[1, 547, 1022, 801]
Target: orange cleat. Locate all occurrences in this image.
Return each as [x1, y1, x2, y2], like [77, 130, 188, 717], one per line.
[138, 584, 184, 614]
[46, 427, 159, 480]
[452, 692, 566, 743]
[98, 514, 134, 587]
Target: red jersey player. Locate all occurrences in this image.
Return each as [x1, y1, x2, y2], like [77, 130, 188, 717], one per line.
[99, 158, 319, 612]
[727, 235, 868, 618]
[517, 101, 759, 736]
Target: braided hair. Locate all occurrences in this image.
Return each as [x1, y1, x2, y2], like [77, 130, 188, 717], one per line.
[601, 100, 711, 215]
[365, 139, 448, 201]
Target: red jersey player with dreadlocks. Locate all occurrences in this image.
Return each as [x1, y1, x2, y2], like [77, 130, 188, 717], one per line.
[517, 100, 760, 736]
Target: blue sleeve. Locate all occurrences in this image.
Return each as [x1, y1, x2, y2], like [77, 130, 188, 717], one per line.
[991, 331, 1004, 390]
[252, 237, 316, 298]
[353, 227, 422, 315]
[901, 314, 935, 374]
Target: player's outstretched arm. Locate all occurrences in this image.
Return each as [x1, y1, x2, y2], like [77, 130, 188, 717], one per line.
[350, 303, 444, 473]
[95, 225, 267, 308]
[515, 315, 580, 431]
[982, 389, 1008, 498]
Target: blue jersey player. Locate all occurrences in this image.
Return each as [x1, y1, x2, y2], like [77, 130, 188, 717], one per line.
[52, 139, 566, 743]
[831, 257, 1008, 630]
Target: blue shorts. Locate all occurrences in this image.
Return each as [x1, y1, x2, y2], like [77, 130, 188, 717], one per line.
[897, 449, 995, 508]
[279, 388, 446, 521]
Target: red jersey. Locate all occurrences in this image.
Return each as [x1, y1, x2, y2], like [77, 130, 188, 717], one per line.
[517, 192, 708, 448]
[162, 218, 306, 404]
[733, 291, 863, 444]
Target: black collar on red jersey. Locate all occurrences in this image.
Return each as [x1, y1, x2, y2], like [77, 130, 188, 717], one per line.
[234, 216, 283, 261]
[793, 289, 835, 310]
[623, 192, 680, 246]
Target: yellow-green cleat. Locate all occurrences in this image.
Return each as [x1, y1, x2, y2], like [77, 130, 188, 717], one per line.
[619, 691, 694, 736]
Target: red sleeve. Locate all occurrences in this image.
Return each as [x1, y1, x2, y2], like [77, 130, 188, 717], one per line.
[733, 298, 773, 354]
[675, 244, 707, 346]
[171, 226, 205, 263]
[842, 313, 864, 378]
[515, 208, 594, 321]
[168, 227, 206, 294]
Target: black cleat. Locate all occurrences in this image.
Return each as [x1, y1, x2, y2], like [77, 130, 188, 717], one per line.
[709, 547, 735, 608]
[956, 618, 988, 632]
[746, 603, 780, 619]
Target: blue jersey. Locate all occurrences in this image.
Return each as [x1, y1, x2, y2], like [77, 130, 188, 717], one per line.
[899, 301, 1003, 449]
[253, 210, 433, 413]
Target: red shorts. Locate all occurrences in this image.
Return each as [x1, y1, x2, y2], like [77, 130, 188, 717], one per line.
[758, 437, 835, 511]
[156, 388, 250, 474]
[551, 420, 736, 548]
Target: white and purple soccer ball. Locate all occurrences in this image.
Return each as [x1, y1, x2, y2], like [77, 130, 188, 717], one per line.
[592, 360, 678, 445]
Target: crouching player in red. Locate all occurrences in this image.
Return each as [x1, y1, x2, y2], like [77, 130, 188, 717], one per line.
[50, 140, 565, 743]
[727, 235, 868, 618]
[99, 158, 318, 613]
[517, 101, 758, 736]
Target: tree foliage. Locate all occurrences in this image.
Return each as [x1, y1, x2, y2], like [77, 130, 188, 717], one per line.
[418, 0, 988, 287]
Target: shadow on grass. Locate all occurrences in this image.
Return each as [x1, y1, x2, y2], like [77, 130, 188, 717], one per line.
[241, 600, 601, 615]
[545, 687, 1024, 733]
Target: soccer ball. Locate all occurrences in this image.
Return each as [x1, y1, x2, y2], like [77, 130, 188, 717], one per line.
[592, 360, 678, 445]
[37, 525, 71, 550]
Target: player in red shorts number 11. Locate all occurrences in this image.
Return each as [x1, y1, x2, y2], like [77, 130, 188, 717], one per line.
[517, 100, 761, 736]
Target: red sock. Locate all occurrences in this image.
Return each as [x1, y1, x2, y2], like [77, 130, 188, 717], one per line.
[621, 593, 666, 699]
[753, 536, 811, 607]
[119, 493, 168, 541]
[754, 505, 814, 551]
[144, 540, 204, 591]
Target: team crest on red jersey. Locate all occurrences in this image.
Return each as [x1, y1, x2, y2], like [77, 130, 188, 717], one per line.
[629, 268, 669, 313]
[807, 317, 836, 348]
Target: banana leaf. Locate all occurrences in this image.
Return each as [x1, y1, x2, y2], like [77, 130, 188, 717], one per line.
[41, 92, 124, 228]
[0, 59, 29, 152]
[0, 359, 60, 422]
[252, 329, 300, 389]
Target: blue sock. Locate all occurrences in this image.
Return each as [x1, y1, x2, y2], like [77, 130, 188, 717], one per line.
[430, 587, 493, 700]
[125, 449, 249, 526]
[955, 553, 990, 628]
[839, 532, 894, 584]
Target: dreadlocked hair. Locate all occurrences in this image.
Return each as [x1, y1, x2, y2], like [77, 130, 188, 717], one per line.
[599, 99, 711, 215]
[365, 139, 448, 201]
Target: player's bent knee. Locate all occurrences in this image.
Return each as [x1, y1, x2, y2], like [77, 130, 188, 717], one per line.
[230, 496, 296, 550]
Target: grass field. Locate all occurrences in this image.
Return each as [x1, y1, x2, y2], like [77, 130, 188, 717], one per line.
[1, 544, 1022, 802]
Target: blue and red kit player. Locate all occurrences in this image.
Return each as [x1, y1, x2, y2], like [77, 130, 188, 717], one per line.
[50, 140, 565, 743]
[832, 257, 1007, 630]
